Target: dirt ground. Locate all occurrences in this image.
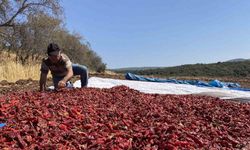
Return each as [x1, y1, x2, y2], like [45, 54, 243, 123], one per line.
[0, 73, 250, 96]
[0, 73, 125, 96]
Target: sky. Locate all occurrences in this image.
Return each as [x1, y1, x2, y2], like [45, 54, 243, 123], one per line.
[61, 0, 250, 69]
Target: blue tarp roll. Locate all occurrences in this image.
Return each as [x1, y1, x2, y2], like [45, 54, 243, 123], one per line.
[0, 123, 6, 128]
[125, 72, 250, 91]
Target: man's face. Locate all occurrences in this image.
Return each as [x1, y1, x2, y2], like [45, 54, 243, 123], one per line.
[48, 51, 61, 63]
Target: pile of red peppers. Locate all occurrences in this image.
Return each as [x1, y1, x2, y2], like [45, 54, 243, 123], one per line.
[0, 86, 249, 149]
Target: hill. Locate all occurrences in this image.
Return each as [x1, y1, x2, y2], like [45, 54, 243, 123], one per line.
[111, 60, 250, 78]
[226, 58, 250, 62]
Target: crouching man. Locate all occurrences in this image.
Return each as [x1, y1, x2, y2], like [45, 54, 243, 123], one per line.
[39, 43, 88, 91]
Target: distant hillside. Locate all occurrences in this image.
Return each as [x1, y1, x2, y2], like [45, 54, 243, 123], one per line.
[113, 67, 161, 71]
[112, 60, 250, 78]
[226, 58, 250, 62]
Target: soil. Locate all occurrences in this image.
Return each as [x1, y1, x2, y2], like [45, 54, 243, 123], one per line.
[0, 73, 125, 96]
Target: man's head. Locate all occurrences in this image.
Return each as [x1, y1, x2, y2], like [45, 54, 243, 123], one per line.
[47, 43, 61, 63]
[47, 43, 61, 56]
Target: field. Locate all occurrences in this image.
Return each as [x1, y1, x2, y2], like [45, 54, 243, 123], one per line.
[0, 57, 250, 149]
[1, 71, 250, 96]
[1, 85, 250, 149]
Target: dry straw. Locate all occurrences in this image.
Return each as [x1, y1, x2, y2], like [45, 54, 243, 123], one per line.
[0, 61, 41, 82]
[0, 51, 42, 82]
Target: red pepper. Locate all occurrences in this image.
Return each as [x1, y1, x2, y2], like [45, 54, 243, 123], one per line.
[58, 124, 68, 131]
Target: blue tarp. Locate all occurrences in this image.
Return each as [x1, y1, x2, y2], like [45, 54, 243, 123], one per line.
[0, 123, 6, 128]
[125, 72, 250, 91]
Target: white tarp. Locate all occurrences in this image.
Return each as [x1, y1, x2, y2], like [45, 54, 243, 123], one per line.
[73, 77, 250, 101]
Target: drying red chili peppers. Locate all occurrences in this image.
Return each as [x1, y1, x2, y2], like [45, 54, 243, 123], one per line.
[0, 86, 249, 149]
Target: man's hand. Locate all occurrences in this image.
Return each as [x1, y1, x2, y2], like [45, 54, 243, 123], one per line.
[58, 80, 66, 88]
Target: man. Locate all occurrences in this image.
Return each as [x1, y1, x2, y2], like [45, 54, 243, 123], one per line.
[39, 43, 88, 91]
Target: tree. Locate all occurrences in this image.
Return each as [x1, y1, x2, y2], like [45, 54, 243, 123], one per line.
[0, 13, 62, 64]
[0, 0, 62, 63]
[0, 0, 61, 28]
[51, 29, 107, 72]
[0, 0, 107, 72]
[17, 13, 62, 62]
[0, 0, 61, 49]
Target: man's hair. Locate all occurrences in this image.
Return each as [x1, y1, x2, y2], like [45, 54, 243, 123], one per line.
[47, 43, 61, 55]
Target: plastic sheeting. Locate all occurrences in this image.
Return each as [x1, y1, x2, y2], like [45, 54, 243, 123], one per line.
[0, 123, 6, 128]
[125, 72, 250, 91]
[72, 77, 250, 101]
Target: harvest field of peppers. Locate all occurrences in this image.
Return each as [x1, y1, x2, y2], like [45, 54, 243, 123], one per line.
[0, 86, 250, 149]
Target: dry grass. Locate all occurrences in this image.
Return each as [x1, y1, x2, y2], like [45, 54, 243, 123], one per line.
[0, 61, 41, 82]
[0, 51, 119, 82]
[0, 51, 43, 82]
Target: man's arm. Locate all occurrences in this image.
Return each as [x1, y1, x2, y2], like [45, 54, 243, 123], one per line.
[39, 72, 48, 91]
[58, 67, 73, 88]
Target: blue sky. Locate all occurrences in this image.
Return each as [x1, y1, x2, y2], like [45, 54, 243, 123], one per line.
[61, 0, 250, 69]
